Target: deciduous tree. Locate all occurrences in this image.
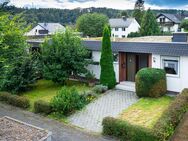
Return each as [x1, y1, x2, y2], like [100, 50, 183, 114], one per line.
[76, 13, 109, 37]
[42, 29, 89, 84]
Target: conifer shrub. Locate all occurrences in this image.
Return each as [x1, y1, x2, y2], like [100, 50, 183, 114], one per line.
[100, 25, 116, 89]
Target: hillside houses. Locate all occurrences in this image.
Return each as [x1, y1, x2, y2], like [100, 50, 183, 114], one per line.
[109, 17, 140, 38]
[26, 23, 65, 36]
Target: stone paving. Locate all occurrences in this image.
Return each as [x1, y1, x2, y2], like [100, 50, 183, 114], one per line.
[68, 90, 138, 132]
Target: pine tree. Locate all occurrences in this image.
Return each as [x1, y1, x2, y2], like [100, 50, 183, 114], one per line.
[140, 9, 160, 36]
[100, 25, 116, 89]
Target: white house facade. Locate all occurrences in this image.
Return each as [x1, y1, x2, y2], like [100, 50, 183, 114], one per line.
[26, 23, 65, 36]
[156, 13, 181, 33]
[109, 17, 140, 38]
[84, 33, 188, 93]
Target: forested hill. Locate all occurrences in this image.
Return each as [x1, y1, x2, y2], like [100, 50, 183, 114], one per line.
[1, 4, 188, 26]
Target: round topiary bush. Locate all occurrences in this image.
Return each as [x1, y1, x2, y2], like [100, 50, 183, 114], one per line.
[136, 68, 167, 98]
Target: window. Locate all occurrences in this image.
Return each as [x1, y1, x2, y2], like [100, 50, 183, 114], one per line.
[160, 18, 165, 23]
[161, 56, 179, 76]
[122, 35, 126, 38]
[115, 35, 119, 38]
[122, 27, 126, 31]
[115, 28, 119, 31]
[113, 53, 118, 62]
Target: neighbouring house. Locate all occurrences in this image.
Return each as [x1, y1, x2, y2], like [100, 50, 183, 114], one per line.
[28, 33, 188, 93]
[156, 13, 181, 33]
[26, 23, 65, 36]
[84, 32, 188, 93]
[109, 17, 140, 38]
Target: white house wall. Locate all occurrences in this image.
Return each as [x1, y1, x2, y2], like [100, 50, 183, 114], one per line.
[87, 51, 119, 82]
[157, 16, 179, 32]
[126, 19, 140, 36]
[152, 54, 188, 92]
[26, 25, 45, 36]
[111, 20, 140, 38]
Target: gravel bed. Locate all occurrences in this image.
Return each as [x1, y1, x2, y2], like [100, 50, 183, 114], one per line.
[0, 116, 48, 141]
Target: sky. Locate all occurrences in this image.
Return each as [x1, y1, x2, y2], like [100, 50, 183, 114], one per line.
[2, 0, 188, 10]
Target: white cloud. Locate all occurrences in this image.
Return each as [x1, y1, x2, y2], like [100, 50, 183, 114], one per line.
[8, 0, 188, 10]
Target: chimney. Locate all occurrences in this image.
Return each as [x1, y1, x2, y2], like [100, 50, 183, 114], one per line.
[122, 16, 127, 20]
[172, 32, 188, 42]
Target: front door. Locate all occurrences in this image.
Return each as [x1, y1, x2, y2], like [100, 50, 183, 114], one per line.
[126, 54, 136, 81]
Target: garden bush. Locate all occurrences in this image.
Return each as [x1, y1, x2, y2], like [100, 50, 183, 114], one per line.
[153, 89, 188, 140]
[51, 87, 86, 115]
[102, 117, 158, 141]
[0, 92, 30, 109]
[92, 85, 108, 94]
[127, 32, 141, 38]
[34, 100, 52, 114]
[80, 91, 98, 103]
[135, 68, 167, 98]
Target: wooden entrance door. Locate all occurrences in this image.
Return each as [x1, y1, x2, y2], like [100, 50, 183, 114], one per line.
[126, 54, 136, 82]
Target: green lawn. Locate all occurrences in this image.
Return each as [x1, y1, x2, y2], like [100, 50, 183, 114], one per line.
[22, 79, 89, 110]
[119, 96, 174, 129]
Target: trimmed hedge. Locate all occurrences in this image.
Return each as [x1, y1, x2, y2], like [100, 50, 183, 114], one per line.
[34, 100, 52, 114]
[0, 92, 30, 109]
[102, 117, 158, 141]
[102, 89, 188, 141]
[136, 68, 167, 98]
[153, 89, 188, 140]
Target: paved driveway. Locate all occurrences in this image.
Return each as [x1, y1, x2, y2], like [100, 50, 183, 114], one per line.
[68, 90, 138, 132]
[0, 103, 116, 141]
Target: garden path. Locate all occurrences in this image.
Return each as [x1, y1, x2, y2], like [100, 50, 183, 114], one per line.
[68, 90, 138, 132]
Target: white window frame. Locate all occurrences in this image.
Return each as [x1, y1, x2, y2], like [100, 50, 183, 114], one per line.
[161, 56, 180, 77]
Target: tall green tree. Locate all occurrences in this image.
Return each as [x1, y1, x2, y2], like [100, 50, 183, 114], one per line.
[140, 9, 160, 36]
[132, 9, 144, 25]
[100, 25, 116, 89]
[0, 14, 38, 93]
[42, 29, 89, 84]
[180, 19, 188, 31]
[121, 11, 128, 18]
[76, 13, 109, 37]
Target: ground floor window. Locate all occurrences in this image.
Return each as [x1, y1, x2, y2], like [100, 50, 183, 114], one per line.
[161, 56, 179, 76]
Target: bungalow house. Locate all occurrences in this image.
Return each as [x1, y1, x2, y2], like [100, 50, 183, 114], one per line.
[26, 23, 65, 36]
[84, 33, 188, 93]
[109, 17, 140, 38]
[27, 33, 188, 93]
[156, 13, 181, 32]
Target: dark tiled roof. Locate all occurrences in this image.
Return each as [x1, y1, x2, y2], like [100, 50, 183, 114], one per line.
[109, 18, 135, 28]
[157, 13, 181, 24]
[83, 40, 188, 56]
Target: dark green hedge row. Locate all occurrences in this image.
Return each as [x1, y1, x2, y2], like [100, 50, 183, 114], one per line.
[34, 100, 53, 114]
[136, 68, 167, 98]
[153, 88, 188, 140]
[102, 89, 188, 141]
[102, 117, 158, 141]
[0, 92, 30, 109]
